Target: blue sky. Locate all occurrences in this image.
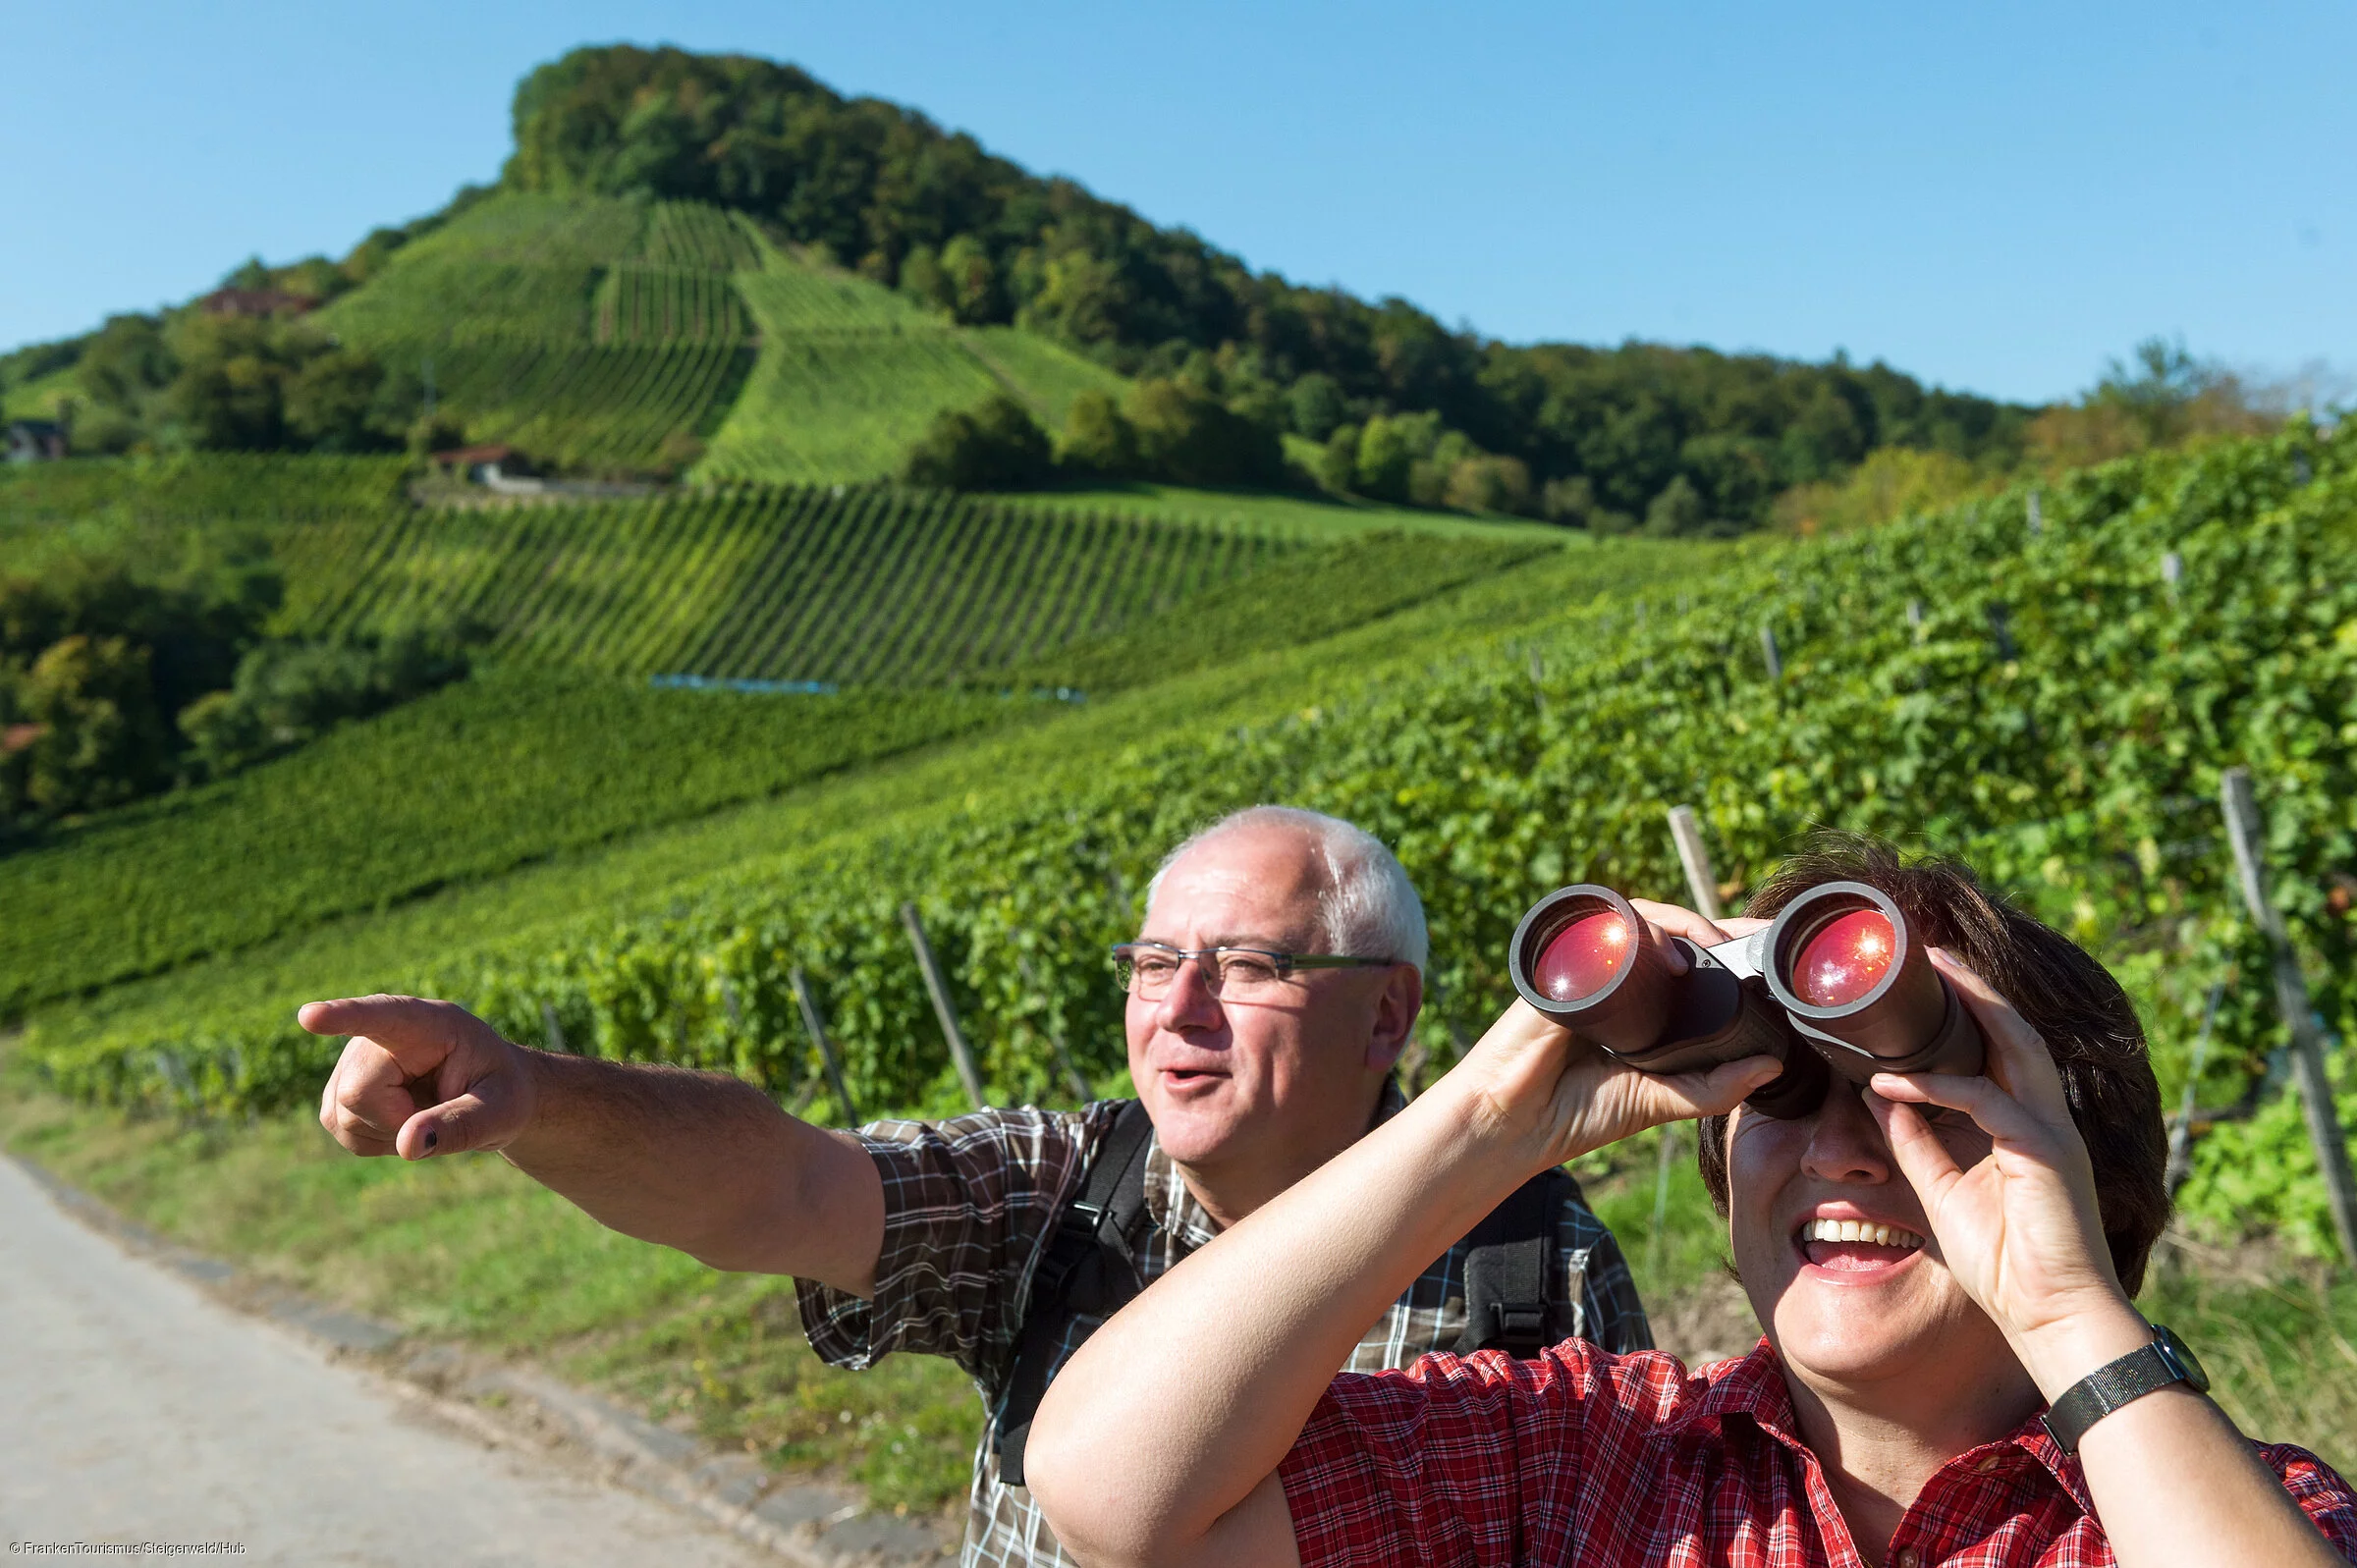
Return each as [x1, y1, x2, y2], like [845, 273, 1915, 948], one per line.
[5, 1, 2350, 404]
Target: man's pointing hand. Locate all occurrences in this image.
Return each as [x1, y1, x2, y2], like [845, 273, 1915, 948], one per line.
[303, 995, 537, 1160]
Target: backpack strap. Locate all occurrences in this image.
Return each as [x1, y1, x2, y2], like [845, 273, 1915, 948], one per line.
[1454, 1166, 1574, 1359]
[994, 1099, 1157, 1486]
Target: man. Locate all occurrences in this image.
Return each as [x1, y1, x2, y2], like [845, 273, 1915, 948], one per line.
[1024, 840, 2357, 1566]
[306, 805, 1651, 1567]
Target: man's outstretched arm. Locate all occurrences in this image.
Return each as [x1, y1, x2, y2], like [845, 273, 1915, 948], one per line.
[303, 994, 885, 1296]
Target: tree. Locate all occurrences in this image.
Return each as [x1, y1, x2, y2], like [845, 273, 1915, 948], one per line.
[939, 235, 1002, 324]
[1061, 390, 1139, 475]
[1287, 373, 1347, 441]
[1444, 454, 1533, 515]
[902, 395, 1056, 490]
[285, 349, 398, 452]
[1124, 379, 1286, 488]
[16, 635, 171, 815]
[1643, 474, 1709, 536]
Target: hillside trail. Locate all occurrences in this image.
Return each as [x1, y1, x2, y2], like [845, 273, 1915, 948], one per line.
[0, 1152, 782, 1567]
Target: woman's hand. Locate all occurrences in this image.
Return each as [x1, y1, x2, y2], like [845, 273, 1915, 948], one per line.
[1445, 901, 1782, 1174]
[1863, 948, 2146, 1397]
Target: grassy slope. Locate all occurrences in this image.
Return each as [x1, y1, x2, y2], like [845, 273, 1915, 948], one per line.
[2, 365, 78, 422]
[696, 244, 1130, 486]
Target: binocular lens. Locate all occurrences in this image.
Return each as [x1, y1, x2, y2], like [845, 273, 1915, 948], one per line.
[1791, 908, 1896, 1008]
[1535, 911, 1635, 1002]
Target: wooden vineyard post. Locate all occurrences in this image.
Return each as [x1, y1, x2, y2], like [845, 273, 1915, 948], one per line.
[904, 902, 989, 1109]
[2164, 980, 2226, 1197]
[1987, 603, 2016, 661]
[1666, 804, 1725, 923]
[1905, 599, 1924, 640]
[1759, 623, 1783, 681]
[1015, 953, 1093, 1103]
[1650, 804, 1731, 1279]
[2161, 551, 2183, 600]
[2220, 768, 2357, 1264]
[790, 966, 858, 1125]
[539, 1000, 568, 1054]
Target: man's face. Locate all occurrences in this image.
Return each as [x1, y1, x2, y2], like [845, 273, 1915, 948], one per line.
[1728, 1078, 2011, 1393]
[1124, 826, 1411, 1176]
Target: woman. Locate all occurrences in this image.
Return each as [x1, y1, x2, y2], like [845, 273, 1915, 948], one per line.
[1024, 841, 2357, 1566]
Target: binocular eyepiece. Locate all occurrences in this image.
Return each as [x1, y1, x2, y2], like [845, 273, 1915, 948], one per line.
[1507, 881, 1984, 1118]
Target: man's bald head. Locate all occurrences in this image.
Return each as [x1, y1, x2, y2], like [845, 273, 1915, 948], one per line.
[1146, 806, 1427, 971]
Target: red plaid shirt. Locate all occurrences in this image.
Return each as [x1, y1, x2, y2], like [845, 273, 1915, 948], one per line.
[1280, 1338, 2357, 1566]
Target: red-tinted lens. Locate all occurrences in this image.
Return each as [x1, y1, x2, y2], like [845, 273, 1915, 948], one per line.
[1535, 911, 1634, 1002]
[1793, 908, 1896, 1008]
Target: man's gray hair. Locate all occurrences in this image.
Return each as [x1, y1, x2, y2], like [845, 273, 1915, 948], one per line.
[1145, 805, 1429, 973]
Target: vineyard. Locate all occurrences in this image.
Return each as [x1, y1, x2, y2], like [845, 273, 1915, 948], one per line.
[21, 424, 2353, 1258]
[0, 527, 1551, 1018]
[291, 188, 1132, 481]
[694, 254, 1127, 485]
[0, 454, 409, 531]
[0, 671, 1009, 1015]
[276, 485, 1310, 682]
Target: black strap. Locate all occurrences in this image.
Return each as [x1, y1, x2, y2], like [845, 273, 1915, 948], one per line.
[2041, 1325, 2207, 1453]
[995, 1099, 1156, 1486]
[1453, 1167, 1575, 1359]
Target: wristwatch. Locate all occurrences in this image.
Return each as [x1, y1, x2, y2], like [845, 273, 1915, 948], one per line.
[2041, 1323, 2211, 1454]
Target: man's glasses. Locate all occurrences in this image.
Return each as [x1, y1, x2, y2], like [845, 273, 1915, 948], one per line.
[1110, 942, 1395, 1000]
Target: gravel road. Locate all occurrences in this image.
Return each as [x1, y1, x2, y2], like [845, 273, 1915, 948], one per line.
[0, 1153, 778, 1567]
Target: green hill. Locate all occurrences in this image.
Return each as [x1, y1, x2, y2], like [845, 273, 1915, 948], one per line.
[306, 188, 1131, 484]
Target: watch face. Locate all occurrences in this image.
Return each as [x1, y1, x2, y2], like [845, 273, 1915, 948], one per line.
[2154, 1325, 2211, 1393]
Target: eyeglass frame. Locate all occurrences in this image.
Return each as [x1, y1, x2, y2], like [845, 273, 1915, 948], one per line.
[1109, 940, 1398, 998]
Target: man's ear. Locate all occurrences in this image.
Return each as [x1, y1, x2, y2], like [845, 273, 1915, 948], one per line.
[1363, 965, 1425, 1072]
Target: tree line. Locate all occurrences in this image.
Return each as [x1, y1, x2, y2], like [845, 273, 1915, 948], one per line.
[501, 44, 2033, 529]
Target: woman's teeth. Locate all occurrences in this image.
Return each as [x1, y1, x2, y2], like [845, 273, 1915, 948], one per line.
[1800, 1217, 1924, 1250]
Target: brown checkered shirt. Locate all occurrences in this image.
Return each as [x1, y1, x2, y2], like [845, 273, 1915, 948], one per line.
[795, 1089, 1651, 1567]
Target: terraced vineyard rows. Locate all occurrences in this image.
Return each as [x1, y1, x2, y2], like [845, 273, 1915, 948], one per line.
[594, 267, 755, 344]
[282, 486, 1303, 683]
[697, 250, 1128, 485]
[315, 194, 765, 472]
[0, 671, 1011, 1021]
[635, 201, 767, 271]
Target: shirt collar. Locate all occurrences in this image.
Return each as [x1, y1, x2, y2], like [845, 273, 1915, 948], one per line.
[1645, 1340, 2086, 1507]
[1645, 1338, 1798, 1440]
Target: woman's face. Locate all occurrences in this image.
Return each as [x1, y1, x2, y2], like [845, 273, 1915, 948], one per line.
[1727, 1076, 2013, 1393]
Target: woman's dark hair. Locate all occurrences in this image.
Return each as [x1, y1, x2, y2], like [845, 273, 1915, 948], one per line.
[1693, 835, 2169, 1294]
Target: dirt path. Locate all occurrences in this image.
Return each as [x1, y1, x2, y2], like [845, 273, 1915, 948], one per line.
[0, 1152, 779, 1567]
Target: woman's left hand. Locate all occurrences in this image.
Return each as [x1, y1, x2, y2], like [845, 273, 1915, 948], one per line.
[1865, 949, 2147, 1397]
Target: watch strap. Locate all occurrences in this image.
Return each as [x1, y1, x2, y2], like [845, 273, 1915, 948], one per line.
[2040, 1334, 2194, 1454]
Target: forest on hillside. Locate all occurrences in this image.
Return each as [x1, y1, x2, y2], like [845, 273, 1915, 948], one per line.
[1, 45, 2307, 531]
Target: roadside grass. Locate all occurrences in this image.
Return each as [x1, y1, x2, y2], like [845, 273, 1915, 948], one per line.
[0, 1079, 981, 1512]
[10, 1068, 2355, 1523]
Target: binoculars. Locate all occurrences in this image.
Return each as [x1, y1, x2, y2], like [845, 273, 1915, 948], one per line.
[1506, 882, 1984, 1118]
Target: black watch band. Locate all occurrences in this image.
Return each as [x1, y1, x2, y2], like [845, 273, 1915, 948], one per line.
[2041, 1324, 2211, 1455]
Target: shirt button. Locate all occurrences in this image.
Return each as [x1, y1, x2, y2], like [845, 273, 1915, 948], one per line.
[1975, 1453, 2005, 1474]
[1892, 1548, 1921, 1568]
